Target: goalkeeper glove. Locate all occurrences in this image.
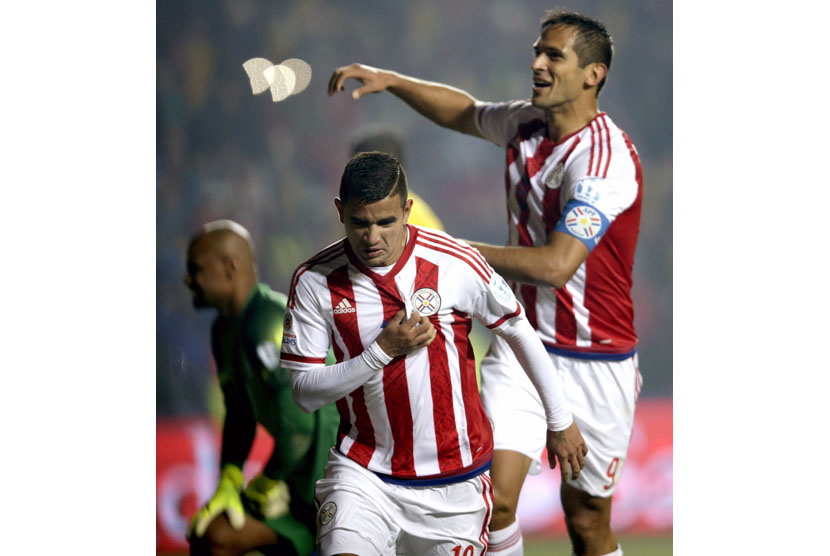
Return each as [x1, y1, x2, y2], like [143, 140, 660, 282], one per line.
[188, 464, 246, 538]
[243, 473, 291, 520]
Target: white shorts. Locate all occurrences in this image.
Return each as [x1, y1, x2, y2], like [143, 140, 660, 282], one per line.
[315, 448, 494, 556]
[479, 334, 641, 496]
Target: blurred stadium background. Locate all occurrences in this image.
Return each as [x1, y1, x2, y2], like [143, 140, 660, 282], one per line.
[156, 0, 672, 553]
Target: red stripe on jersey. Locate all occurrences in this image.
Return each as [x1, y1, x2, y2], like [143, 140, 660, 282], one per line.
[485, 301, 522, 330]
[479, 473, 494, 549]
[288, 241, 345, 307]
[278, 353, 327, 364]
[326, 264, 375, 467]
[417, 229, 492, 281]
[375, 267, 414, 476]
[519, 284, 538, 330]
[451, 310, 492, 467]
[417, 258, 463, 472]
[346, 387, 375, 467]
[596, 120, 604, 177]
[418, 228, 491, 271]
[601, 115, 613, 178]
[415, 240, 490, 283]
[554, 285, 578, 345]
[327, 265, 363, 358]
[588, 121, 597, 176]
[580, 130, 642, 349]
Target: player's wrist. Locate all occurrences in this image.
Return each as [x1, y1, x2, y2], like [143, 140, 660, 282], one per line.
[365, 340, 394, 368]
[547, 411, 573, 432]
[219, 463, 245, 491]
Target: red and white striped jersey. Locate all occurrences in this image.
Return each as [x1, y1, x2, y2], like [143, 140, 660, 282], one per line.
[475, 101, 643, 360]
[279, 225, 523, 483]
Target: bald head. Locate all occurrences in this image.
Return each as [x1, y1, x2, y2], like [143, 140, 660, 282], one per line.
[185, 220, 258, 315]
[189, 220, 256, 270]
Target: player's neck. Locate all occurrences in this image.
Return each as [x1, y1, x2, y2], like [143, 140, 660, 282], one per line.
[224, 278, 257, 318]
[545, 97, 599, 143]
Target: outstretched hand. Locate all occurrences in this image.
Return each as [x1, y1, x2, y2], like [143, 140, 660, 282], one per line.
[375, 309, 436, 358]
[328, 63, 392, 99]
[546, 421, 588, 482]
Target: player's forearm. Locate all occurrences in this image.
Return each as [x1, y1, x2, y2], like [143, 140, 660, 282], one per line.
[219, 403, 257, 469]
[467, 241, 575, 289]
[289, 342, 393, 412]
[496, 317, 573, 431]
[384, 71, 482, 137]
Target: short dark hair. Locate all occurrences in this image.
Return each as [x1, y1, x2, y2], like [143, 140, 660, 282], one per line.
[541, 9, 613, 96]
[339, 151, 408, 208]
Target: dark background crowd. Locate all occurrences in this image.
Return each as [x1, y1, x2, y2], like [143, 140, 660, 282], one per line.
[156, 0, 672, 416]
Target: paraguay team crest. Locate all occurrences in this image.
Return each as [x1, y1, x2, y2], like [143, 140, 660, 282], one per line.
[545, 161, 565, 189]
[564, 205, 603, 239]
[411, 288, 441, 317]
[319, 501, 337, 525]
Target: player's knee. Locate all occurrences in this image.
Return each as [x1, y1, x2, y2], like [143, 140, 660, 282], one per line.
[564, 507, 604, 541]
[490, 490, 519, 530]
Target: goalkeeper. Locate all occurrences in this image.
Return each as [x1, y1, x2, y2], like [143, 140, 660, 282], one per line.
[185, 220, 339, 556]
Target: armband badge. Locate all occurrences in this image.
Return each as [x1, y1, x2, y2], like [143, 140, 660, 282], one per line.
[564, 205, 604, 240]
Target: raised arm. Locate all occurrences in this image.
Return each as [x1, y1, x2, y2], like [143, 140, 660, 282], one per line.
[328, 63, 483, 138]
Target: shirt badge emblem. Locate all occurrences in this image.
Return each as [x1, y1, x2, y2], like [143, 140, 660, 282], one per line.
[411, 288, 441, 317]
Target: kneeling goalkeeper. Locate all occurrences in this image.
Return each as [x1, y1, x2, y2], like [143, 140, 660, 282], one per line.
[184, 220, 339, 556]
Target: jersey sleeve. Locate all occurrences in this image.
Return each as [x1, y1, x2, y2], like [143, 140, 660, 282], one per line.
[469, 269, 524, 332]
[474, 100, 528, 148]
[554, 138, 639, 251]
[279, 271, 331, 370]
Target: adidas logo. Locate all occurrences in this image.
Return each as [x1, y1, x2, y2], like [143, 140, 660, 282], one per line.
[333, 298, 356, 314]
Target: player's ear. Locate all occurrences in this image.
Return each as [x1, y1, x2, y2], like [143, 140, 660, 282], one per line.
[334, 198, 345, 223]
[583, 62, 607, 89]
[402, 197, 413, 224]
[223, 255, 237, 278]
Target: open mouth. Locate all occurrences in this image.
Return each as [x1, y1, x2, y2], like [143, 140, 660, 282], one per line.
[532, 80, 552, 93]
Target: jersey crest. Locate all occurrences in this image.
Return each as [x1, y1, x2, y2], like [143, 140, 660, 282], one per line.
[411, 288, 441, 316]
[545, 161, 565, 189]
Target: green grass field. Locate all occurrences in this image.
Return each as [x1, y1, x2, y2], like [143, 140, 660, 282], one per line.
[161, 534, 672, 555]
[525, 534, 672, 555]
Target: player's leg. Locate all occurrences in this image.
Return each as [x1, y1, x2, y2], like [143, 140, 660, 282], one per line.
[487, 450, 531, 555]
[557, 355, 640, 556]
[560, 483, 619, 556]
[479, 335, 547, 556]
[188, 513, 278, 556]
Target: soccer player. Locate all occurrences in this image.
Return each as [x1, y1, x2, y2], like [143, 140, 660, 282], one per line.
[327, 9, 642, 556]
[279, 151, 586, 556]
[184, 220, 339, 556]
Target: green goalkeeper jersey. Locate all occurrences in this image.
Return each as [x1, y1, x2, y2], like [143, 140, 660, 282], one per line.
[210, 283, 338, 555]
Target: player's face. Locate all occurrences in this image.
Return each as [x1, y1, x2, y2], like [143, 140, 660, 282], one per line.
[184, 242, 232, 309]
[336, 192, 413, 267]
[530, 25, 590, 109]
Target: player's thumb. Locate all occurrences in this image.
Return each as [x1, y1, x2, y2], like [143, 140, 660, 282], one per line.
[352, 84, 374, 99]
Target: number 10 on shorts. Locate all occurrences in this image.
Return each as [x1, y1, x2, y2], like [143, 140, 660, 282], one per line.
[452, 544, 474, 556]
